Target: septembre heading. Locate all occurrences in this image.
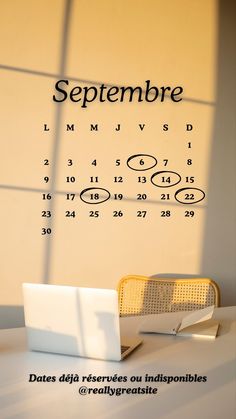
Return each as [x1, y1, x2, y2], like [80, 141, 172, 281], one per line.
[52, 79, 183, 108]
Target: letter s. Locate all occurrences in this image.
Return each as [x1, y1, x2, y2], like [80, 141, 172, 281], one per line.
[53, 80, 68, 102]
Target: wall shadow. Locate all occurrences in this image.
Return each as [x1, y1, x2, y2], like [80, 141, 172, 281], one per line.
[1, 0, 236, 330]
[0, 305, 24, 329]
[200, 0, 236, 306]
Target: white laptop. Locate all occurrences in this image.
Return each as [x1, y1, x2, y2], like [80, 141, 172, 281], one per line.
[22, 283, 142, 361]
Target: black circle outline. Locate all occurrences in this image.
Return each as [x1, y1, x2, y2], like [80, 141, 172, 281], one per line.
[127, 154, 157, 171]
[80, 187, 111, 204]
[174, 187, 206, 204]
[151, 171, 181, 188]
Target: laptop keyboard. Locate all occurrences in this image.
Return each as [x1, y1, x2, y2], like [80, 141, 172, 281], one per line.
[121, 345, 130, 354]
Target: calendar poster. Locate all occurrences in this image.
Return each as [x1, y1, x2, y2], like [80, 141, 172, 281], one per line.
[0, 0, 236, 323]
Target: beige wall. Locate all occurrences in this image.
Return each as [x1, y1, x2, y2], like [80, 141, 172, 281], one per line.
[0, 0, 235, 328]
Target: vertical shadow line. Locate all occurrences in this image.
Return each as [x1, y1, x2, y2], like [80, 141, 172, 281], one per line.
[200, 0, 236, 305]
[43, 0, 73, 283]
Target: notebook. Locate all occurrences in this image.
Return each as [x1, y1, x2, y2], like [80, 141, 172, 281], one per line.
[139, 305, 219, 339]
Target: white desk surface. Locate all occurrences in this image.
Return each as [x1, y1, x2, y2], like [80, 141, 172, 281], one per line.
[0, 307, 235, 419]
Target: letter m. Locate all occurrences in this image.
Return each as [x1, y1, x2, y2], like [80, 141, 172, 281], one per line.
[67, 124, 74, 131]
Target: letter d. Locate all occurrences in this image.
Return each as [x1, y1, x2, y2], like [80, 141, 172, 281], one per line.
[29, 374, 37, 382]
[186, 124, 193, 131]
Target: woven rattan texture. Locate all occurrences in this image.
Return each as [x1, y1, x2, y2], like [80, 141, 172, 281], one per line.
[119, 278, 218, 316]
